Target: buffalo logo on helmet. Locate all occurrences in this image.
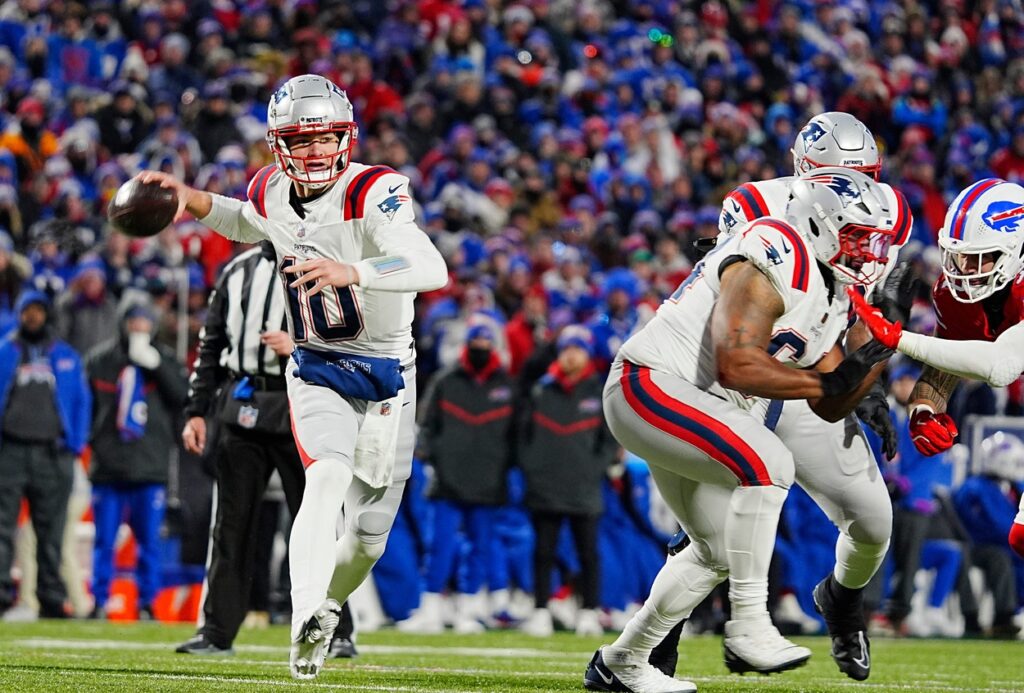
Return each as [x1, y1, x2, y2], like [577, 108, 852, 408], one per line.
[981, 201, 1024, 233]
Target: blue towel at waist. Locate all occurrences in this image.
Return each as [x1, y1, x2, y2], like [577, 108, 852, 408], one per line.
[291, 346, 405, 402]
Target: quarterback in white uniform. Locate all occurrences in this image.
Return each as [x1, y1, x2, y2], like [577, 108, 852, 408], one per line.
[140, 75, 447, 680]
[584, 168, 895, 693]
[676, 113, 913, 682]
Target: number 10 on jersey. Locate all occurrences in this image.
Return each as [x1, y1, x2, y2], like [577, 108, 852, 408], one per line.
[279, 256, 364, 342]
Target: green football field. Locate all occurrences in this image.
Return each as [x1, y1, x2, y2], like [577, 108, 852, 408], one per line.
[0, 620, 1019, 692]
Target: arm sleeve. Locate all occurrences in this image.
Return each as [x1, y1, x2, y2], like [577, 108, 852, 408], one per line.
[352, 175, 449, 292]
[185, 270, 231, 418]
[898, 321, 1024, 387]
[199, 193, 268, 244]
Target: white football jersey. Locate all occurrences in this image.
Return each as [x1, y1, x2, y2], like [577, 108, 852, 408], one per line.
[202, 162, 448, 365]
[718, 177, 913, 297]
[618, 218, 851, 401]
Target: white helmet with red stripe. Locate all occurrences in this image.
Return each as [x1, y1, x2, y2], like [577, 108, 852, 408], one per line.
[792, 112, 881, 180]
[786, 167, 894, 286]
[938, 178, 1024, 303]
[266, 74, 359, 189]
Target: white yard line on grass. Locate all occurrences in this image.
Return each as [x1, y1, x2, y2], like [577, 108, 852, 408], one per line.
[11, 638, 589, 660]
[0, 666, 484, 693]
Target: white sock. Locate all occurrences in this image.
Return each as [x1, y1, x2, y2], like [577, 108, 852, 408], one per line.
[328, 527, 387, 606]
[725, 484, 788, 622]
[834, 533, 888, 589]
[289, 459, 353, 640]
[609, 544, 725, 658]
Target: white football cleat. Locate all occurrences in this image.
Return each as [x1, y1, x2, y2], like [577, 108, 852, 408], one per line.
[290, 599, 342, 680]
[575, 608, 604, 637]
[520, 607, 554, 637]
[723, 616, 812, 674]
[584, 646, 697, 692]
[396, 592, 445, 634]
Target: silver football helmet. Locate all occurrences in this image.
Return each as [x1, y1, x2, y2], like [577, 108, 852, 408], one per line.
[792, 112, 881, 180]
[266, 74, 359, 188]
[786, 167, 894, 286]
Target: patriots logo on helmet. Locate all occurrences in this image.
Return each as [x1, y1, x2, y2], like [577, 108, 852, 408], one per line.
[981, 201, 1024, 233]
[377, 193, 410, 221]
[800, 121, 828, 148]
[273, 86, 288, 104]
[804, 174, 859, 207]
[722, 210, 739, 230]
[761, 236, 783, 266]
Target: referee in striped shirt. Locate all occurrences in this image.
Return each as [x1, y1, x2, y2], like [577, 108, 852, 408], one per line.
[175, 241, 309, 655]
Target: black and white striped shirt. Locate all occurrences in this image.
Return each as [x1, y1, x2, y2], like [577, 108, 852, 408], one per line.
[185, 242, 287, 418]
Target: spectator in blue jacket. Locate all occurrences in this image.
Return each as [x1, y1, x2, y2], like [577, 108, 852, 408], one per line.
[0, 289, 91, 617]
[953, 432, 1024, 638]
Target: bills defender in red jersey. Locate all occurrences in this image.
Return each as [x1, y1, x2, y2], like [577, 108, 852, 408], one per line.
[139, 74, 448, 680]
[849, 180, 1024, 559]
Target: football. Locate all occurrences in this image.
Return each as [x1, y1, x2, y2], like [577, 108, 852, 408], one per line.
[107, 179, 179, 238]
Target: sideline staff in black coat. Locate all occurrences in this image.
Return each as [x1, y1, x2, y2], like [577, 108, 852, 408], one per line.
[518, 325, 617, 637]
[175, 242, 306, 655]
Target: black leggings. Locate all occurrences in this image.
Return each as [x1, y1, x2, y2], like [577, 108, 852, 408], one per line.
[531, 511, 600, 609]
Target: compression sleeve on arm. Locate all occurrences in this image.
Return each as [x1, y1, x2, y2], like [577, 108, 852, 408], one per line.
[898, 321, 1024, 387]
[353, 174, 448, 292]
[200, 193, 268, 244]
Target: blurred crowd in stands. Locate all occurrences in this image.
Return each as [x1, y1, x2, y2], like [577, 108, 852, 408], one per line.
[0, 0, 1021, 637]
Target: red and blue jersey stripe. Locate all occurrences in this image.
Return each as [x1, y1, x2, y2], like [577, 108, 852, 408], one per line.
[343, 166, 396, 221]
[891, 189, 912, 246]
[755, 219, 809, 292]
[620, 362, 774, 487]
[727, 182, 771, 220]
[948, 178, 1005, 241]
[246, 165, 276, 219]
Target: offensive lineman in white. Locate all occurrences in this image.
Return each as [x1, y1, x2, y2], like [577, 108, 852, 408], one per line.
[648, 113, 913, 681]
[584, 168, 895, 693]
[140, 75, 448, 679]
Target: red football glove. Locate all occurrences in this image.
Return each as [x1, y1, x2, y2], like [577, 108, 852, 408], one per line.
[847, 287, 902, 349]
[909, 407, 958, 456]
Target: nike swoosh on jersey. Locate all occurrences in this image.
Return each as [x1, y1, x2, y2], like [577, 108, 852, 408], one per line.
[388, 184, 401, 194]
[781, 239, 792, 254]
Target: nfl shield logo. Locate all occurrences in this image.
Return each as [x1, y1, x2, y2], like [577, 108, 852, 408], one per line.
[380, 402, 392, 416]
[238, 405, 259, 429]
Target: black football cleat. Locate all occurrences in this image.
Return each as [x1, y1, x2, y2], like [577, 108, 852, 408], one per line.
[813, 576, 871, 681]
[329, 633, 358, 658]
[585, 648, 630, 692]
[175, 633, 235, 656]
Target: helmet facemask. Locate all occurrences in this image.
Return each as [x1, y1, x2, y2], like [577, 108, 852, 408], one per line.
[807, 213, 893, 285]
[940, 244, 1022, 303]
[267, 122, 358, 189]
